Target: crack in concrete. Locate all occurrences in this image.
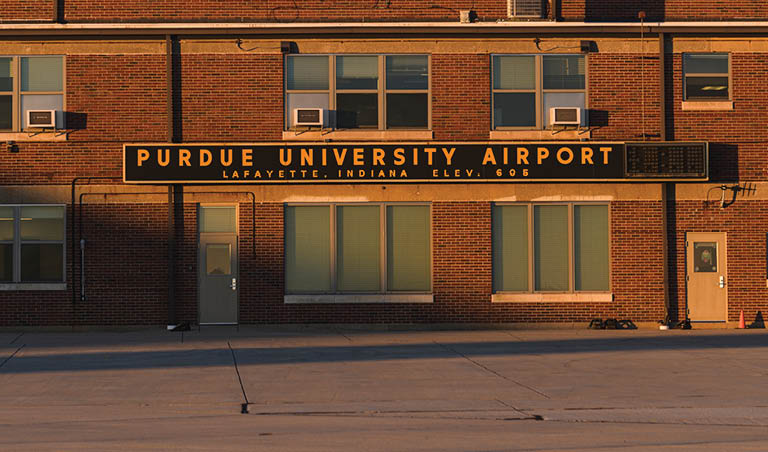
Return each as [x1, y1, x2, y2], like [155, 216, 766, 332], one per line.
[0, 344, 25, 370]
[434, 341, 550, 399]
[227, 341, 250, 413]
[9, 332, 24, 345]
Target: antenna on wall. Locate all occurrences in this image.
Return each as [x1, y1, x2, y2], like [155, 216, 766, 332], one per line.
[639, 10, 646, 141]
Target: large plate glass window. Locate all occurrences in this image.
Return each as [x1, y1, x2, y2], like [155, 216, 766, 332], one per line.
[492, 54, 586, 129]
[0, 56, 64, 131]
[492, 203, 609, 293]
[683, 53, 730, 100]
[285, 55, 430, 130]
[0, 205, 65, 284]
[284, 204, 431, 295]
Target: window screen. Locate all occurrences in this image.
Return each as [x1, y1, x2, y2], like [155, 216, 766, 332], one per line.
[336, 206, 381, 292]
[493, 205, 529, 292]
[387, 205, 430, 291]
[574, 205, 609, 291]
[534, 205, 569, 291]
[285, 206, 331, 293]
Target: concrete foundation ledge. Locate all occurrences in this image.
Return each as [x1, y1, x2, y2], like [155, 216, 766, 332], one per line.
[492, 292, 613, 303]
[284, 294, 434, 304]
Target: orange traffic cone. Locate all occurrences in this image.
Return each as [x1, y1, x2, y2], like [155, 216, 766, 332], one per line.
[738, 310, 746, 329]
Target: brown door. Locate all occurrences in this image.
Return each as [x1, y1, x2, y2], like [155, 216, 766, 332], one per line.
[686, 232, 727, 322]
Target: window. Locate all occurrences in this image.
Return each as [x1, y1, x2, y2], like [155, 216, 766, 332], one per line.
[285, 204, 431, 294]
[0, 56, 64, 131]
[285, 55, 430, 130]
[508, 0, 543, 17]
[492, 203, 609, 293]
[683, 53, 730, 100]
[0, 205, 66, 283]
[492, 54, 586, 129]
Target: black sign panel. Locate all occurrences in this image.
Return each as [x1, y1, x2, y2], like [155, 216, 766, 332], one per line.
[123, 143, 626, 183]
[624, 142, 708, 179]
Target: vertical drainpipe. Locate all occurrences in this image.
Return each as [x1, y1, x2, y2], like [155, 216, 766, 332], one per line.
[659, 30, 672, 325]
[166, 34, 177, 328]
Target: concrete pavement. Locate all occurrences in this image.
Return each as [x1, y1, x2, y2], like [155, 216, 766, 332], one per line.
[1, 327, 767, 451]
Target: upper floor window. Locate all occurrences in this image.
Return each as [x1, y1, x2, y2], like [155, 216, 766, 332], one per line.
[492, 54, 586, 130]
[285, 54, 430, 131]
[0, 205, 66, 284]
[0, 56, 64, 132]
[683, 53, 730, 101]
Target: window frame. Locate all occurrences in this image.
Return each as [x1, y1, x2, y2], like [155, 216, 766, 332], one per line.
[0, 204, 66, 285]
[0, 55, 66, 132]
[492, 202, 611, 294]
[683, 52, 731, 102]
[284, 54, 431, 131]
[491, 53, 588, 131]
[284, 202, 432, 295]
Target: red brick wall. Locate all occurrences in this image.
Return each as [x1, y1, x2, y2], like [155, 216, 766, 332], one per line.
[180, 54, 283, 142]
[561, 0, 768, 21]
[432, 54, 491, 141]
[0, 0, 52, 22]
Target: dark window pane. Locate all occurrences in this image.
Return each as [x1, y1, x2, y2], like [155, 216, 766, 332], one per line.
[686, 76, 729, 99]
[386, 55, 428, 90]
[336, 56, 378, 90]
[337, 93, 378, 128]
[0, 244, 11, 282]
[386, 93, 427, 129]
[684, 54, 728, 74]
[543, 55, 585, 89]
[494, 93, 536, 128]
[20, 206, 65, 241]
[0, 96, 11, 130]
[0, 57, 11, 91]
[21, 244, 63, 282]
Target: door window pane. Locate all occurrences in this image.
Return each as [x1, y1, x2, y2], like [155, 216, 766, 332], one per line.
[387, 206, 430, 291]
[0, 206, 13, 240]
[336, 56, 378, 90]
[0, 96, 11, 130]
[534, 205, 568, 291]
[574, 205, 609, 291]
[287, 56, 329, 90]
[206, 244, 231, 275]
[494, 93, 536, 128]
[337, 93, 378, 128]
[337, 206, 380, 292]
[543, 55, 585, 90]
[685, 76, 729, 99]
[20, 206, 64, 241]
[684, 54, 729, 74]
[693, 242, 718, 273]
[21, 57, 63, 92]
[386, 93, 428, 129]
[200, 206, 236, 233]
[493, 56, 535, 90]
[21, 243, 63, 282]
[386, 55, 428, 90]
[0, 58, 12, 91]
[285, 206, 331, 292]
[493, 205, 529, 292]
[0, 244, 11, 282]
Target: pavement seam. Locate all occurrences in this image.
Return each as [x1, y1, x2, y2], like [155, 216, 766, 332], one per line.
[227, 340, 250, 413]
[434, 341, 551, 399]
[0, 344, 26, 370]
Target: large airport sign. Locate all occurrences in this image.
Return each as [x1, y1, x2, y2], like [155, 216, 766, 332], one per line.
[123, 142, 708, 184]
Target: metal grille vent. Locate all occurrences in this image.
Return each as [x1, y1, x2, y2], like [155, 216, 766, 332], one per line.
[555, 108, 578, 122]
[508, 0, 542, 17]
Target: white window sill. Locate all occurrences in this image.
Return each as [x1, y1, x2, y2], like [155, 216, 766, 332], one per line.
[284, 294, 433, 304]
[681, 101, 733, 111]
[0, 132, 67, 142]
[282, 130, 434, 141]
[492, 292, 613, 303]
[489, 129, 591, 141]
[0, 283, 67, 291]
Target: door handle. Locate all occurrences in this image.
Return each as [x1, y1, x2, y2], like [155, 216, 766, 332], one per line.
[230, 277, 237, 291]
[719, 276, 725, 288]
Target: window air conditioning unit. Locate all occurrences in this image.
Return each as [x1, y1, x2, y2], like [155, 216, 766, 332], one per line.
[550, 107, 581, 127]
[27, 110, 57, 128]
[293, 108, 323, 127]
[508, 0, 542, 17]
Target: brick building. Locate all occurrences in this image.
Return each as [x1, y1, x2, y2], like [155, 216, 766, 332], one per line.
[1, 0, 766, 328]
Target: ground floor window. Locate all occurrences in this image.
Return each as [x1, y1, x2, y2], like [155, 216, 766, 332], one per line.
[0, 205, 65, 283]
[492, 203, 609, 293]
[285, 203, 431, 294]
